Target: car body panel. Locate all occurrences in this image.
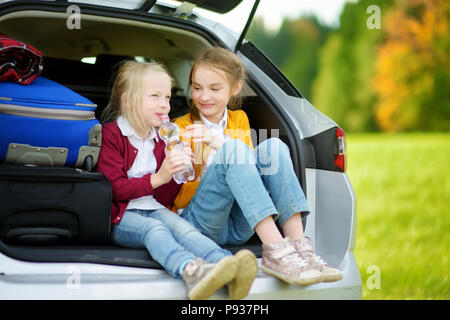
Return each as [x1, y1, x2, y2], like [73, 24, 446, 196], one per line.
[0, 252, 361, 300]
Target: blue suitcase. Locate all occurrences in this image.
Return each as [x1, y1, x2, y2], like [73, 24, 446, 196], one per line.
[0, 76, 101, 169]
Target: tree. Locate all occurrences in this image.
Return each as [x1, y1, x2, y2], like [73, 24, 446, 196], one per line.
[247, 16, 330, 102]
[246, 17, 294, 68]
[281, 16, 331, 101]
[311, 0, 392, 132]
[373, 0, 450, 131]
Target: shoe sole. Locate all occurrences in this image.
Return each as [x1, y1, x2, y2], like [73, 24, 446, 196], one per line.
[261, 265, 322, 286]
[228, 250, 258, 300]
[321, 272, 343, 282]
[189, 256, 238, 300]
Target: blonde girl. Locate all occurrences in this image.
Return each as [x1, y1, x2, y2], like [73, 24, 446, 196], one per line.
[96, 60, 256, 300]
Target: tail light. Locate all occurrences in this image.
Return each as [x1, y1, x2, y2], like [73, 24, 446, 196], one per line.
[334, 127, 346, 172]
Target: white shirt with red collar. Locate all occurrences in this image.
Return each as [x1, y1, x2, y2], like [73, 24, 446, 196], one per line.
[117, 115, 165, 211]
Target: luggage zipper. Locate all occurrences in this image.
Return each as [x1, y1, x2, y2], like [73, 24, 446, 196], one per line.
[0, 164, 105, 182]
[0, 103, 96, 120]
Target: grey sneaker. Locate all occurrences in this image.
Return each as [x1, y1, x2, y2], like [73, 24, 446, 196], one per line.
[261, 237, 322, 286]
[182, 256, 238, 300]
[228, 249, 258, 300]
[291, 237, 343, 282]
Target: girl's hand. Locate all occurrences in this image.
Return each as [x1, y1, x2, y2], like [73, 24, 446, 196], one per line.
[181, 141, 195, 163]
[183, 124, 225, 150]
[151, 150, 189, 188]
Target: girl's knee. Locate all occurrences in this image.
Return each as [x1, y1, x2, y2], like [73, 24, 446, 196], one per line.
[256, 138, 290, 161]
[177, 220, 201, 238]
[223, 139, 250, 153]
[142, 219, 166, 237]
[220, 139, 254, 164]
[257, 138, 288, 152]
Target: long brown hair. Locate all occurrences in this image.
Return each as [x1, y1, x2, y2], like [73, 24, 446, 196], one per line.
[188, 47, 247, 121]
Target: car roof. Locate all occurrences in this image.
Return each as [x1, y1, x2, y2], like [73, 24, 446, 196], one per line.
[1, 0, 248, 16]
[0, 0, 260, 51]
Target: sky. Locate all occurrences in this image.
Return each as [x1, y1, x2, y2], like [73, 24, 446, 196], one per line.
[158, 0, 352, 33]
[254, 0, 352, 31]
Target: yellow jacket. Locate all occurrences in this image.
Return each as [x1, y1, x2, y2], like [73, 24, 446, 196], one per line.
[172, 109, 254, 212]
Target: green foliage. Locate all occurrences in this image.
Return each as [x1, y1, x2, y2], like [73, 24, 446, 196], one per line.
[247, 0, 449, 132]
[246, 17, 294, 68]
[311, 0, 392, 132]
[281, 16, 331, 101]
[247, 16, 330, 101]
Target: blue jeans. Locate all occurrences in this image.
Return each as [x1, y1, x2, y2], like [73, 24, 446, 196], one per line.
[111, 208, 231, 278]
[181, 138, 310, 245]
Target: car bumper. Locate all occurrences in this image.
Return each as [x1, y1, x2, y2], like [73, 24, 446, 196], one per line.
[0, 252, 361, 300]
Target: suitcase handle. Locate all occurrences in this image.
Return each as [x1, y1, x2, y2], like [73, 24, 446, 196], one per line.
[6, 227, 74, 243]
[82, 155, 93, 172]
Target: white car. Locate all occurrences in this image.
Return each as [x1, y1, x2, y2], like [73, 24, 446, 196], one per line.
[0, 0, 362, 299]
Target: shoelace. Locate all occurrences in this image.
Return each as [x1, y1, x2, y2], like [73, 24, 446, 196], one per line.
[185, 259, 212, 277]
[300, 250, 328, 267]
[184, 262, 199, 276]
[292, 240, 328, 267]
[311, 254, 327, 266]
[280, 250, 308, 268]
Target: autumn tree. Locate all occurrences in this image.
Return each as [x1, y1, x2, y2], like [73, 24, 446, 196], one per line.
[373, 0, 450, 131]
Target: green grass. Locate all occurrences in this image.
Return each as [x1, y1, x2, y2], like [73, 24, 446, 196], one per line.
[346, 133, 450, 300]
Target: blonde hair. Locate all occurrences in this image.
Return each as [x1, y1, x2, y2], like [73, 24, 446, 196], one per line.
[102, 60, 172, 136]
[188, 47, 246, 121]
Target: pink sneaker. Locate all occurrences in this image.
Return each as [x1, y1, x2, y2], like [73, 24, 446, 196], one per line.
[291, 238, 343, 282]
[261, 238, 322, 286]
[182, 256, 238, 300]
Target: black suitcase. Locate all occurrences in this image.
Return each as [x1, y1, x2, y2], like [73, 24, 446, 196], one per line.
[0, 163, 111, 244]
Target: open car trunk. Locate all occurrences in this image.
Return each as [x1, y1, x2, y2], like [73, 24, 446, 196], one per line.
[0, 51, 307, 268]
[0, 3, 307, 269]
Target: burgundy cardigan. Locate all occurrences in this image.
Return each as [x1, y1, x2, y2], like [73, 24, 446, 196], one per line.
[96, 120, 182, 226]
